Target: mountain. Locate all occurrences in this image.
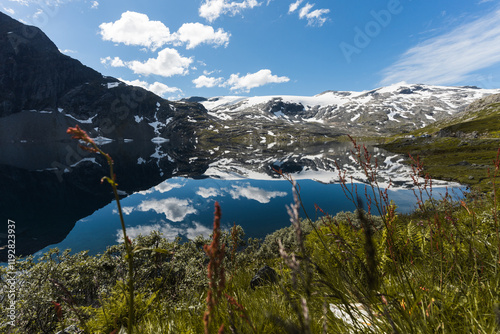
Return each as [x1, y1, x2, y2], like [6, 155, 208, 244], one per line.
[2, 11, 500, 145]
[0, 12, 210, 144]
[200, 84, 500, 136]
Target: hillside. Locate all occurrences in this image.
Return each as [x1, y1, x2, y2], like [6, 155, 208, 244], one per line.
[380, 93, 500, 190]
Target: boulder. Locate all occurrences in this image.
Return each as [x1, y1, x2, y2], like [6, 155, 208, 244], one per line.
[250, 265, 278, 289]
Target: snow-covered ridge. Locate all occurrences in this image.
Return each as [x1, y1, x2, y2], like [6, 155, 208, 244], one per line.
[199, 83, 500, 134]
[201, 83, 500, 112]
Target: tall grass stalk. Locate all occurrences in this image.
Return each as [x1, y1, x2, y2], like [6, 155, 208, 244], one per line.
[67, 125, 135, 333]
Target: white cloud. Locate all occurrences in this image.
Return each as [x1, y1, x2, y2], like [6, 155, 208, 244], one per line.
[90, 1, 98, 9]
[8, 0, 27, 5]
[196, 187, 222, 198]
[193, 75, 225, 88]
[380, 9, 500, 86]
[99, 11, 230, 50]
[137, 198, 197, 222]
[119, 78, 182, 97]
[288, 0, 303, 13]
[199, 0, 261, 22]
[3, 7, 15, 14]
[101, 56, 125, 67]
[127, 48, 193, 77]
[228, 184, 287, 203]
[297, 2, 330, 26]
[173, 22, 230, 49]
[99, 11, 171, 51]
[225, 69, 290, 92]
[194, 69, 290, 91]
[59, 49, 77, 54]
[32, 8, 43, 18]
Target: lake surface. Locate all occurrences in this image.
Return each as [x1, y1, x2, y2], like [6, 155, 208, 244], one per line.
[0, 140, 462, 262]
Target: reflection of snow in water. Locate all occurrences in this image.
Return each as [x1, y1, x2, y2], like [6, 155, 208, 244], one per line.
[203, 147, 460, 190]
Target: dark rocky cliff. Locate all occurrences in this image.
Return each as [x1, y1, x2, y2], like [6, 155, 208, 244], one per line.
[0, 12, 102, 116]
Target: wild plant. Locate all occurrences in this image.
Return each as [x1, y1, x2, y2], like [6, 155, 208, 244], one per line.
[203, 201, 225, 334]
[273, 137, 500, 333]
[67, 125, 136, 333]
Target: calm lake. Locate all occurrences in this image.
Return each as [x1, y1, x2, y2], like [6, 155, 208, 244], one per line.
[0, 139, 462, 262]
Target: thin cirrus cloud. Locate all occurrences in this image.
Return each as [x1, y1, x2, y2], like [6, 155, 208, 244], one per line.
[99, 11, 230, 51]
[380, 8, 500, 86]
[199, 0, 261, 22]
[193, 69, 289, 92]
[288, 0, 330, 27]
[3, 7, 15, 14]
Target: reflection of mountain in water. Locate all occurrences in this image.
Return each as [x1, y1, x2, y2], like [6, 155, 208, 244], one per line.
[0, 139, 208, 261]
[0, 139, 455, 261]
[201, 141, 442, 189]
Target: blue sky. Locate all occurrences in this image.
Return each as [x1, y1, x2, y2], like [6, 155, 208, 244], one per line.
[2, 0, 500, 99]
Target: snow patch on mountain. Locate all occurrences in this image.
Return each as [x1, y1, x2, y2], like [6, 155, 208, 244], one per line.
[199, 84, 500, 134]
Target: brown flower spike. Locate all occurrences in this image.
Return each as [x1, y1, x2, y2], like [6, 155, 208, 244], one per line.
[66, 125, 99, 153]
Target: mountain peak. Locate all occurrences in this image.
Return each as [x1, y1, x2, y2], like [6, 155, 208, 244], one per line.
[0, 12, 103, 116]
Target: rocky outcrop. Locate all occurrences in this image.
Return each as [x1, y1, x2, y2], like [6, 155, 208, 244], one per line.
[464, 93, 500, 115]
[0, 12, 102, 116]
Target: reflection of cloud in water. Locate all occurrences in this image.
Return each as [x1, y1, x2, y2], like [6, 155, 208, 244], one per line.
[116, 221, 211, 242]
[196, 187, 222, 198]
[135, 181, 183, 195]
[138, 198, 197, 222]
[112, 207, 135, 215]
[122, 207, 135, 215]
[228, 184, 287, 204]
[154, 182, 183, 193]
[186, 223, 212, 240]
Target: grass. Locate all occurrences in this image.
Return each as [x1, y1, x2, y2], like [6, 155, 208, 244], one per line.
[1, 133, 500, 333]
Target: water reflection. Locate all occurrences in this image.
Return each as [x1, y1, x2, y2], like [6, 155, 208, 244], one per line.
[0, 140, 462, 262]
[0, 139, 206, 261]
